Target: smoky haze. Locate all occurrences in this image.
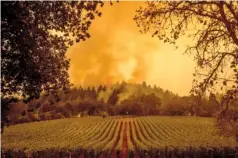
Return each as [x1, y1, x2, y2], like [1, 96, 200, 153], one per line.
[66, 2, 196, 96]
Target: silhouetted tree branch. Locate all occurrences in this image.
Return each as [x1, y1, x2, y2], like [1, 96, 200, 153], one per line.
[134, 1, 238, 137]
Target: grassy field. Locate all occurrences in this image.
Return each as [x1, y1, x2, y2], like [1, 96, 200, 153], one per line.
[2, 116, 237, 157]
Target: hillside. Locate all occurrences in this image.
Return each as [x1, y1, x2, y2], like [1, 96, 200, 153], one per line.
[8, 82, 237, 125]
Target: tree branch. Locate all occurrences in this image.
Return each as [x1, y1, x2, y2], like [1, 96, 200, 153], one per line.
[202, 53, 226, 92]
[224, 2, 238, 22]
[218, 2, 238, 46]
[196, 73, 236, 82]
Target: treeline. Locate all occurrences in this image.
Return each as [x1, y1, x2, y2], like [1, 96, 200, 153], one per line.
[8, 82, 237, 124]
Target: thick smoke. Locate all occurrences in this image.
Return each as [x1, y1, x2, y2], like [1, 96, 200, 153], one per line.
[66, 2, 195, 96]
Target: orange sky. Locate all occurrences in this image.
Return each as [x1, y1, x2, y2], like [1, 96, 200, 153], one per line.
[66, 2, 196, 96]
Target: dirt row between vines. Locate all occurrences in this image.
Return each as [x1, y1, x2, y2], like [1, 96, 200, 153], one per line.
[117, 118, 139, 158]
[80, 118, 138, 158]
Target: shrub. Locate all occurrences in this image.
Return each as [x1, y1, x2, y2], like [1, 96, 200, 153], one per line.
[27, 112, 40, 122]
[39, 114, 46, 121]
[100, 111, 109, 118]
[39, 103, 55, 113]
[8, 101, 28, 124]
[50, 110, 58, 119]
[55, 106, 71, 118]
[81, 111, 89, 117]
[21, 116, 31, 123]
[45, 112, 53, 120]
[65, 103, 74, 115]
[56, 113, 65, 119]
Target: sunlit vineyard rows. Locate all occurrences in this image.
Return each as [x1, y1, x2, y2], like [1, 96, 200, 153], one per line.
[2, 116, 237, 157]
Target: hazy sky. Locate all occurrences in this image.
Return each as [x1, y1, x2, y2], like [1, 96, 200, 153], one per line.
[66, 2, 196, 96]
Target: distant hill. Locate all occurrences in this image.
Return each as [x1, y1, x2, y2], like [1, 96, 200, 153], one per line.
[97, 82, 177, 107]
[8, 82, 237, 125]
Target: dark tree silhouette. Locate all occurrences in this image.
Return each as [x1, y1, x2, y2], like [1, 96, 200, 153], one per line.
[134, 1, 238, 136]
[107, 89, 120, 106]
[1, 1, 103, 132]
[97, 85, 103, 94]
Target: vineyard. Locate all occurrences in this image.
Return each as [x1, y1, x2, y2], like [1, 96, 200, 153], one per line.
[2, 116, 238, 157]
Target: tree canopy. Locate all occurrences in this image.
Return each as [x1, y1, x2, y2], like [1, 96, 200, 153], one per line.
[1, 1, 103, 131]
[134, 1, 238, 136]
